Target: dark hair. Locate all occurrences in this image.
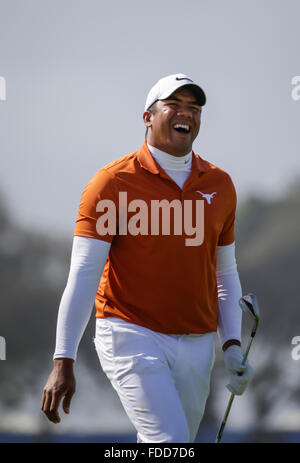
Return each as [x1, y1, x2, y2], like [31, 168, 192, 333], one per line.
[145, 100, 159, 139]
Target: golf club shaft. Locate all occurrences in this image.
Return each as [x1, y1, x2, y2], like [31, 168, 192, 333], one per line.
[215, 334, 255, 443]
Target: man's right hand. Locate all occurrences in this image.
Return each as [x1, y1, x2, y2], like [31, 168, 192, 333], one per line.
[41, 358, 76, 424]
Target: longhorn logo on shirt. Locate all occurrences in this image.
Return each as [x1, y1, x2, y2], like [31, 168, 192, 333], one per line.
[196, 191, 216, 204]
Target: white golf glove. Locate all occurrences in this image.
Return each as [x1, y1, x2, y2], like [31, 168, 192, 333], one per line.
[223, 345, 254, 395]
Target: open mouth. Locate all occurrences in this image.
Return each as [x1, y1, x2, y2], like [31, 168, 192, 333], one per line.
[173, 124, 191, 134]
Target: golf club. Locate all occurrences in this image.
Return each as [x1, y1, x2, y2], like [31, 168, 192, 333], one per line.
[215, 293, 260, 443]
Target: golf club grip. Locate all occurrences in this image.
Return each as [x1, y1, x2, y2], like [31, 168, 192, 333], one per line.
[237, 354, 248, 376]
[237, 355, 249, 376]
[237, 332, 256, 375]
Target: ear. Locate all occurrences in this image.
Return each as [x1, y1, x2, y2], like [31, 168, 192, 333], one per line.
[143, 110, 153, 129]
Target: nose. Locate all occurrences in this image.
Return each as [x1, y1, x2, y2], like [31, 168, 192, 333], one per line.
[176, 105, 193, 118]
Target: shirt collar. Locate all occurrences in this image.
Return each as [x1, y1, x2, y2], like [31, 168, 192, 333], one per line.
[147, 143, 192, 171]
[136, 140, 209, 176]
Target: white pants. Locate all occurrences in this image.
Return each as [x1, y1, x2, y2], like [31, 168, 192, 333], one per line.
[94, 317, 215, 443]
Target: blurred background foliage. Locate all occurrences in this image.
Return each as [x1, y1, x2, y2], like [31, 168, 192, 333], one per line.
[0, 181, 300, 440]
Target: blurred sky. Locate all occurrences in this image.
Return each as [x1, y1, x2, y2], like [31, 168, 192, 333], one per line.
[0, 0, 299, 237]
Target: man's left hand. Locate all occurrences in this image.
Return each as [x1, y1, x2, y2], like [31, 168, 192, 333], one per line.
[223, 345, 254, 395]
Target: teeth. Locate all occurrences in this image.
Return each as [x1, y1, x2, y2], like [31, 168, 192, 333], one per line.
[174, 124, 190, 132]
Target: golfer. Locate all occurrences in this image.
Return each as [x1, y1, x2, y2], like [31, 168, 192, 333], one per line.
[41, 74, 253, 443]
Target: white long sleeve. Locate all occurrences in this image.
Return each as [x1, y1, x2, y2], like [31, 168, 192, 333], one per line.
[53, 236, 111, 360]
[216, 242, 242, 346]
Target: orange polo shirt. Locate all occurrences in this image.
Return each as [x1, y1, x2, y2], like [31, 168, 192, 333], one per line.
[74, 141, 236, 334]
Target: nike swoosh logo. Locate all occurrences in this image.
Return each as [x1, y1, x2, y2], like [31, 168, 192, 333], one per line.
[175, 77, 193, 82]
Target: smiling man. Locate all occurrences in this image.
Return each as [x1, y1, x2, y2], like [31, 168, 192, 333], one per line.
[144, 86, 202, 156]
[41, 74, 254, 443]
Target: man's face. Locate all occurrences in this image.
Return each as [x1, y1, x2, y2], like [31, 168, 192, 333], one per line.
[143, 86, 202, 157]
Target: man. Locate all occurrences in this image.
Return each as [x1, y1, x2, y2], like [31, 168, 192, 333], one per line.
[41, 74, 253, 443]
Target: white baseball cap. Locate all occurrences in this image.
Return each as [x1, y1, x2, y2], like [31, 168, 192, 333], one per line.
[144, 73, 206, 111]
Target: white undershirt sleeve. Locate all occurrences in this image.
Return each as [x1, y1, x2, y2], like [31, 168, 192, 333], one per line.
[53, 236, 111, 360]
[216, 242, 242, 347]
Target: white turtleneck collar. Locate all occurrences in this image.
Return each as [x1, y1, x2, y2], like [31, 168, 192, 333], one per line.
[147, 142, 192, 189]
[147, 143, 192, 172]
